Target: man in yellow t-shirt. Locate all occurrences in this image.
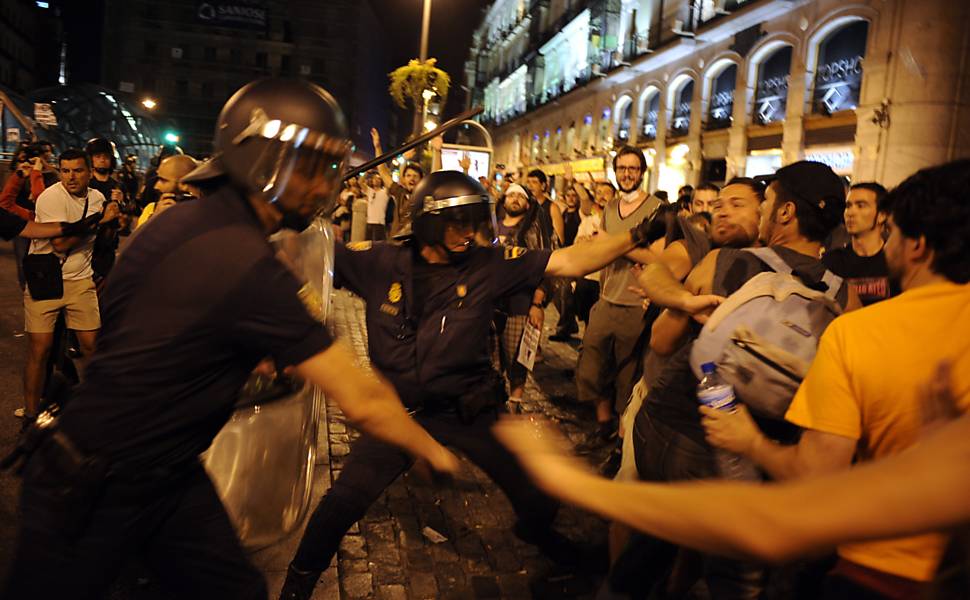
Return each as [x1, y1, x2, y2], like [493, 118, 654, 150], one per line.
[702, 159, 970, 597]
[136, 155, 199, 229]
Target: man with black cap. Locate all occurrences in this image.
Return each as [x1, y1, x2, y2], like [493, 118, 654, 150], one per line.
[613, 161, 861, 599]
[280, 169, 667, 600]
[2, 79, 458, 600]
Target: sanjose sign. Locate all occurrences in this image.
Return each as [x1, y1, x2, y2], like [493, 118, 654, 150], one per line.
[804, 147, 854, 173]
[197, 1, 267, 30]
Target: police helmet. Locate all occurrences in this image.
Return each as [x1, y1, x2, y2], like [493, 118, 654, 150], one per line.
[410, 170, 496, 254]
[182, 78, 351, 231]
[85, 137, 119, 171]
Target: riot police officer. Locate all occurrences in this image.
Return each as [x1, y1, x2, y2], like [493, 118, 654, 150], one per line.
[281, 170, 664, 599]
[1, 79, 457, 600]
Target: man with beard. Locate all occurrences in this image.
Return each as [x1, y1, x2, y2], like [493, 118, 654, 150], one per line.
[494, 183, 555, 402]
[619, 162, 860, 599]
[525, 168, 565, 244]
[371, 127, 425, 237]
[702, 159, 970, 598]
[823, 182, 898, 305]
[575, 146, 662, 447]
[280, 170, 666, 600]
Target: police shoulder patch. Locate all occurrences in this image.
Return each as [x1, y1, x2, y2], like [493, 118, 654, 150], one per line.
[346, 241, 373, 251]
[504, 246, 528, 260]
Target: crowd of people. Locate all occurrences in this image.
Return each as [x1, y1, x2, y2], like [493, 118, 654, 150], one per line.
[0, 75, 966, 600]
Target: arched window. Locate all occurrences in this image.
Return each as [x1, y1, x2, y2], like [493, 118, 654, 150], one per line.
[614, 96, 634, 142]
[754, 46, 792, 125]
[639, 89, 661, 141]
[670, 79, 694, 136]
[707, 64, 736, 130]
[812, 21, 868, 114]
[579, 113, 593, 153]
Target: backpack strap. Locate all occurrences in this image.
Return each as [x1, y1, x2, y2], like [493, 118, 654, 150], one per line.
[744, 247, 792, 274]
[821, 270, 844, 301]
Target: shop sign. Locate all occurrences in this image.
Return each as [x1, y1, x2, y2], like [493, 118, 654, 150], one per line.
[805, 148, 854, 173]
[197, 1, 267, 30]
[543, 157, 606, 176]
[33, 103, 57, 127]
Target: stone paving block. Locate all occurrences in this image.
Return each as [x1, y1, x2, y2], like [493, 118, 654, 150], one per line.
[340, 572, 373, 598]
[407, 572, 438, 599]
[376, 584, 407, 600]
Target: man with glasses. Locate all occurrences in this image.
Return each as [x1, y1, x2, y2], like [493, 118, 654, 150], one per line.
[576, 146, 662, 449]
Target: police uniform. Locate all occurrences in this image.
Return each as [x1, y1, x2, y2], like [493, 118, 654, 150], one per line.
[290, 239, 562, 574]
[3, 183, 333, 600]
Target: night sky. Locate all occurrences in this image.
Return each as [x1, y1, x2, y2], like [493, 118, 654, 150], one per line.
[370, 0, 492, 116]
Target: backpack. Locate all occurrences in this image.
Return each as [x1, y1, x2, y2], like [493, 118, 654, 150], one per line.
[689, 247, 844, 419]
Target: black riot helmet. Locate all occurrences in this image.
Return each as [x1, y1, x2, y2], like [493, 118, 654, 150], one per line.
[410, 170, 497, 259]
[182, 78, 351, 231]
[85, 137, 119, 172]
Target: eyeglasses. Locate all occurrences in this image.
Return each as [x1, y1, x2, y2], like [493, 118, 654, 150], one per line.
[615, 166, 642, 174]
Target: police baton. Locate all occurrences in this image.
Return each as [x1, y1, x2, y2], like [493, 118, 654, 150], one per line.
[343, 106, 484, 182]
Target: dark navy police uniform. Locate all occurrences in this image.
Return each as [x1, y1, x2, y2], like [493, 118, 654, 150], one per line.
[291, 240, 562, 573]
[3, 184, 333, 600]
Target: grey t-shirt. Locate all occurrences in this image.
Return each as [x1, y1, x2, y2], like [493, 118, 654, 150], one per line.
[599, 193, 661, 306]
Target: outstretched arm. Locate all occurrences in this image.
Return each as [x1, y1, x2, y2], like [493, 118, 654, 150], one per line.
[370, 128, 395, 190]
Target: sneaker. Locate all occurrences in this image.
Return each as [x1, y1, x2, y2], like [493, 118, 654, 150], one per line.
[13, 407, 24, 418]
[575, 419, 618, 454]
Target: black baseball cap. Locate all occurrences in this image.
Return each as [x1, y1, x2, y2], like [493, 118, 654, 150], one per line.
[756, 160, 847, 227]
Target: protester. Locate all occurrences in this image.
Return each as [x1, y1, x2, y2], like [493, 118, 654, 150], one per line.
[525, 168, 565, 244]
[361, 170, 389, 241]
[823, 182, 898, 305]
[549, 162, 586, 341]
[135, 155, 201, 228]
[576, 146, 661, 450]
[691, 182, 719, 215]
[371, 127, 424, 236]
[702, 159, 970, 598]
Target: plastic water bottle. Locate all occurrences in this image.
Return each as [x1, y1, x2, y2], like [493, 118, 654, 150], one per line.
[697, 362, 738, 412]
[697, 362, 758, 480]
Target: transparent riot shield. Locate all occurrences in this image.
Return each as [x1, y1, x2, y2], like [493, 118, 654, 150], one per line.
[203, 217, 335, 550]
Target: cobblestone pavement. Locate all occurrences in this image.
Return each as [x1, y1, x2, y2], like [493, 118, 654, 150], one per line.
[254, 289, 612, 600]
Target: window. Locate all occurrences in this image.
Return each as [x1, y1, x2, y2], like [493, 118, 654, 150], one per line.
[204, 46, 216, 61]
[707, 64, 736, 130]
[255, 52, 267, 68]
[813, 21, 868, 114]
[230, 48, 241, 63]
[640, 93, 660, 140]
[754, 46, 792, 125]
[281, 54, 291, 74]
[144, 41, 157, 57]
[670, 80, 694, 136]
[176, 79, 188, 96]
[201, 81, 212, 98]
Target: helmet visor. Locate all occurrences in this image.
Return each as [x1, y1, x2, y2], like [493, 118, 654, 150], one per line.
[240, 110, 351, 219]
[438, 200, 497, 250]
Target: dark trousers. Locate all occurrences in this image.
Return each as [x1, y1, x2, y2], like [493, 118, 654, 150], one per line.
[574, 278, 600, 324]
[365, 223, 386, 241]
[554, 280, 579, 335]
[2, 455, 266, 600]
[292, 408, 558, 571]
[614, 412, 764, 599]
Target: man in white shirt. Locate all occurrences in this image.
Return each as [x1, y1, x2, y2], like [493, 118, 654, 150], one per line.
[22, 148, 118, 420]
[362, 170, 389, 241]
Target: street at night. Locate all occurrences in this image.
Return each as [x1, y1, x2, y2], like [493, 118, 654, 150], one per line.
[0, 0, 969, 599]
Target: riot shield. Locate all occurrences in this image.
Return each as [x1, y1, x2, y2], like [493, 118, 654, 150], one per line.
[203, 217, 335, 549]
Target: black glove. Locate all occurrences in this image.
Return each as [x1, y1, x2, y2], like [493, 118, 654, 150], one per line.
[60, 213, 102, 238]
[629, 210, 667, 247]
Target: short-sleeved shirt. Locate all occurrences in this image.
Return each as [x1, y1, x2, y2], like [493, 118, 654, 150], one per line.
[0, 209, 27, 241]
[786, 281, 970, 581]
[30, 183, 106, 281]
[823, 246, 898, 306]
[59, 184, 333, 471]
[334, 241, 550, 404]
[642, 246, 849, 445]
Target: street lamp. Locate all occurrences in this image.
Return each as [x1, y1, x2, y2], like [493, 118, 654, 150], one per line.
[141, 97, 157, 110]
[420, 0, 431, 62]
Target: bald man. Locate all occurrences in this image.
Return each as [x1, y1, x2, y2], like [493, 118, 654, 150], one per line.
[136, 155, 201, 228]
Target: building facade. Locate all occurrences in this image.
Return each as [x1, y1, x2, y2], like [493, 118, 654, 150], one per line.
[101, 0, 391, 156]
[465, 0, 970, 191]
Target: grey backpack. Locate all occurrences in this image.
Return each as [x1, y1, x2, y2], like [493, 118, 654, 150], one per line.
[689, 247, 844, 419]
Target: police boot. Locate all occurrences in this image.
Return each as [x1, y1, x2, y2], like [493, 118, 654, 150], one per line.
[278, 564, 321, 600]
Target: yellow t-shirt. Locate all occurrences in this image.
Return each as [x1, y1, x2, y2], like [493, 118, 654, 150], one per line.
[135, 202, 156, 229]
[786, 281, 970, 582]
